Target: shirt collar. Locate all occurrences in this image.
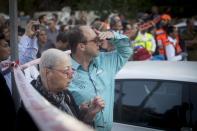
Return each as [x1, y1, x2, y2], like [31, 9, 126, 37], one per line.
[71, 56, 99, 70]
[71, 58, 81, 70]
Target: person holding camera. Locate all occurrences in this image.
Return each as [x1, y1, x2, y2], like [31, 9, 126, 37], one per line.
[68, 26, 133, 131]
[18, 21, 40, 64]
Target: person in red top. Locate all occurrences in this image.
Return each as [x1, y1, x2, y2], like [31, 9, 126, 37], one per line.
[132, 47, 152, 61]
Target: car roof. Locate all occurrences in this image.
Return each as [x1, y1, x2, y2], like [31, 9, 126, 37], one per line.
[115, 61, 197, 83]
[175, 21, 197, 28]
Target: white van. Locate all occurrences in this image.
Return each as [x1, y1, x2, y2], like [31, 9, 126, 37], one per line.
[113, 61, 197, 131]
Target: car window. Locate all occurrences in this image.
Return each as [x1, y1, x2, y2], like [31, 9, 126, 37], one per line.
[178, 26, 197, 36]
[114, 79, 197, 131]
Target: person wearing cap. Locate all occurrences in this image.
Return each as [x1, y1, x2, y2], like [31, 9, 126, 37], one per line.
[38, 14, 48, 30]
[68, 25, 132, 131]
[160, 14, 171, 24]
[18, 21, 39, 64]
[46, 18, 59, 48]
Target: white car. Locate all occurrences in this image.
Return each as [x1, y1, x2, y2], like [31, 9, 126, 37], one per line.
[175, 20, 197, 35]
[175, 20, 197, 28]
[112, 61, 197, 131]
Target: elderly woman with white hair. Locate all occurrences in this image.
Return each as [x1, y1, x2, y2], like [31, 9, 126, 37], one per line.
[16, 49, 105, 131]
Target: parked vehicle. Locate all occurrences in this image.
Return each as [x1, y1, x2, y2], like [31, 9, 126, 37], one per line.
[175, 19, 197, 35]
[112, 61, 197, 131]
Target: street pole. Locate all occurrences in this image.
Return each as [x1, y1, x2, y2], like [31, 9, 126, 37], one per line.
[9, 0, 21, 110]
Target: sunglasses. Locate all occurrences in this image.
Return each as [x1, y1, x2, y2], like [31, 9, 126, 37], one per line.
[84, 37, 102, 46]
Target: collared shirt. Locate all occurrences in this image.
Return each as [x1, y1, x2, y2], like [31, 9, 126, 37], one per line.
[46, 28, 59, 46]
[69, 32, 133, 131]
[18, 34, 38, 64]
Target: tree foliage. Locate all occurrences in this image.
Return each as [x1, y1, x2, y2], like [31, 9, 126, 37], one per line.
[1, 0, 195, 18]
[0, 0, 153, 17]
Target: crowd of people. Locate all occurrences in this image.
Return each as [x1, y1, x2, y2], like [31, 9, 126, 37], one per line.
[0, 5, 197, 131]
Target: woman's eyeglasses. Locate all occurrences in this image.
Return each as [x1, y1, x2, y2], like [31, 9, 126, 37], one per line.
[47, 66, 74, 78]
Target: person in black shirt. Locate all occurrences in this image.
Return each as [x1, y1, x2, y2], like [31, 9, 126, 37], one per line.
[0, 32, 16, 131]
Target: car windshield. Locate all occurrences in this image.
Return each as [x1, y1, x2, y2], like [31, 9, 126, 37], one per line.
[114, 79, 197, 131]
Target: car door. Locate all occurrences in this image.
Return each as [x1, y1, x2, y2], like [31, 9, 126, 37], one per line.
[113, 79, 197, 131]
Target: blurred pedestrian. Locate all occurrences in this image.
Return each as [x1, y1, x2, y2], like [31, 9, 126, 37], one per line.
[0, 32, 16, 131]
[37, 28, 47, 58]
[18, 21, 39, 64]
[110, 15, 123, 33]
[180, 17, 197, 61]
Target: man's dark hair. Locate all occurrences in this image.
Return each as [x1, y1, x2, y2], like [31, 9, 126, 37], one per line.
[166, 26, 174, 35]
[0, 32, 5, 40]
[110, 15, 119, 28]
[68, 26, 87, 53]
[52, 13, 58, 21]
[70, 11, 75, 16]
[56, 32, 69, 43]
[38, 14, 46, 23]
[186, 18, 194, 25]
